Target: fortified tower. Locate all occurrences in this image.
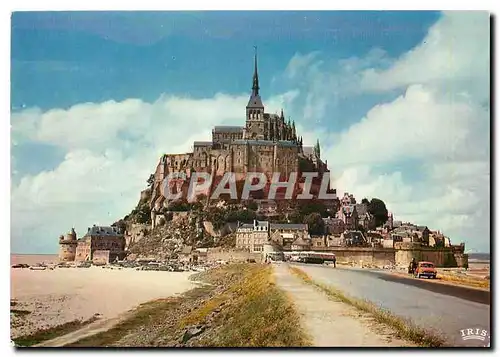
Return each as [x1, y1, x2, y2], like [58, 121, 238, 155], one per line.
[58, 227, 78, 262]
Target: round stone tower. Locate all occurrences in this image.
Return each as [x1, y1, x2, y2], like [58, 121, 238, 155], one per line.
[59, 228, 78, 262]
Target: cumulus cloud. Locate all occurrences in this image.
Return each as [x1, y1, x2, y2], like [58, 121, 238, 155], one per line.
[360, 11, 490, 101]
[328, 83, 488, 167]
[10, 91, 297, 253]
[321, 11, 490, 252]
[284, 51, 321, 80]
[267, 11, 489, 252]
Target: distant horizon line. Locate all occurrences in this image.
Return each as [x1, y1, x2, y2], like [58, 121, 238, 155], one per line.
[10, 252, 492, 256]
[11, 252, 59, 256]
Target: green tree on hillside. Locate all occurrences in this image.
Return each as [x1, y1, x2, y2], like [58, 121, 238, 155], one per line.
[224, 209, 257, 223]
[288, 211, 303, 224]
[368, 198, 389, 227]
[245, 201, 258, 211]
[304, 212, 325, 236]
[298, 200, 328, 217]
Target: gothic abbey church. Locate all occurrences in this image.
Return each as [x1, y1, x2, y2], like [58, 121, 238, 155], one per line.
[150, 51, 330, 212]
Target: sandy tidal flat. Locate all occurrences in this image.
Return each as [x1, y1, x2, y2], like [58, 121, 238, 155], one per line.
[11, 266, 196, 339]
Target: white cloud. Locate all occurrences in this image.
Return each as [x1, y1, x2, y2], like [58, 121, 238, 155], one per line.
[360, 11, 490, 101]
[10, 91, 295, 253]
[12, 94, 249, 153]
[321, 12, 490, 252]
[284, 51, 320, 80]
[327, 83, 488, 167]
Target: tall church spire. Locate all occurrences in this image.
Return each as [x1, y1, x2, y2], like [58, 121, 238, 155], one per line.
[252, 46, 260, 96]
[247, 46, 263, 109]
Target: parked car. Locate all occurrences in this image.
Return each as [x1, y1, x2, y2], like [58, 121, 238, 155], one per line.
[414, 261, 437, 279]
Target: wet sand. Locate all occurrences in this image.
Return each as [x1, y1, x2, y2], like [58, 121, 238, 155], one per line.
[10, 264, 196, 339]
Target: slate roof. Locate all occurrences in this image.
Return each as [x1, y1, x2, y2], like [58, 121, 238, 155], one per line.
[366, 232, 383, 239]
[302, 147, 314, 156]
[344, 230, 365, 239]
[254, 220, 269, 228]
[292, 237, 310, 246]
[231, 139, 297, 147]
[86, 226, 123, 237]
[194, 141, 213, 146]
[247, 94, 264, 108]
[213, 126, 244, 133]
[238, 223, 254, 229]
[264, 113, 280, 120]
[276, 140, 298, 147]
[270, 223, 308, 230]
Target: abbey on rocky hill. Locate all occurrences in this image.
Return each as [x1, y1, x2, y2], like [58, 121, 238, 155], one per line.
[149, 49, 331, 214]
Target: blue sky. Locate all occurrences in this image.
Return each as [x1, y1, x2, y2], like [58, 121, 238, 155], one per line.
[11, 11, 439, 110]
[10, 11, 490, 253]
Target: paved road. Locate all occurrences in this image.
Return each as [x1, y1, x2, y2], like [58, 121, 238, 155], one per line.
[273, 264, 413, 347]
[291, 263, 490, 347]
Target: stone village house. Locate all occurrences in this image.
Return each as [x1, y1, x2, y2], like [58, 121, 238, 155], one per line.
[59, 225, 126, 264]
[236, 221, 310, 253]
[235, 220, 270, 252]
[336, 197, 376, 232]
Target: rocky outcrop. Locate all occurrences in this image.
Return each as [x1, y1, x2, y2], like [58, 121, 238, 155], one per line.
[203, 221, 239, 238]
[124, 224, 150, 250]
[127, 212, 221, 260]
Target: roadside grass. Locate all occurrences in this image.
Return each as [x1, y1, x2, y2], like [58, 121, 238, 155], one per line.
[289, 266, 444, 347]
[437, 274, 489, 290]
[66, 263, 309, 347]
[179, 263, 256, 328]
[191, 264, 311, 347]
[65, 293, 204, 347]
[393, 270, 489, 290]
[12, 316, 100, 347]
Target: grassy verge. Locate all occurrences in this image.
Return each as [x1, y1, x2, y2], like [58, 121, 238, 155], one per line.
[66, 289, 209, 347]
[67, 263, 309, 347]
[437, 274, 489, 290]
[191, 264, 311, 347]
[289, 266, 444, 347]
[391, 270, 490, 290]
[12, 317, 100, 347]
